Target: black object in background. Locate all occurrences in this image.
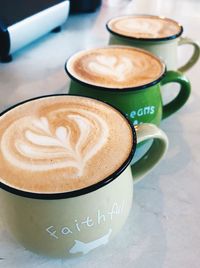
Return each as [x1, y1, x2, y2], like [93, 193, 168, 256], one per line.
[0, 0, 69, 62]
[0, 0, 65, 27]
[70, 0, 101, 13]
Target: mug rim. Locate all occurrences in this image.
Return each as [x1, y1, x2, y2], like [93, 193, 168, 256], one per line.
[0, 94, 137, 200]
[65, 45, 167, 92]
[106, 14, 183, 42]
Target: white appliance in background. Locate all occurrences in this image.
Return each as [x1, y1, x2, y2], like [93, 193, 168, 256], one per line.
[0, 0, 70, 62]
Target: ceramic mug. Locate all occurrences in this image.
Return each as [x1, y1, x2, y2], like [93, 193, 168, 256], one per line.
[106, 14, 200, 72]
[66, 46, 191, 126]
[0, 95, 168, 258]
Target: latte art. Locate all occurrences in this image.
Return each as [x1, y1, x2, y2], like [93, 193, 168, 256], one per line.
[1, 110, 108, 177]
[108, 15, 182, 39]
[88, 55, 133, 82]
[67, 46, 164, 88]
[0, 96, 133, 193]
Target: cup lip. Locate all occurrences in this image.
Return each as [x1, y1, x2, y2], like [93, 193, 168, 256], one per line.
[0, 94, 137, 200]
[106, 14, 183, 42]
[65, 45, 167, 92]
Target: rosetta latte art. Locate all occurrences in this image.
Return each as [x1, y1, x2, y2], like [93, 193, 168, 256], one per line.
[1, 109, 109, 177]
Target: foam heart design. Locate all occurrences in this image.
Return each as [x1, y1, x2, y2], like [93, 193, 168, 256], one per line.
[96, 55, 117, 67]
[88, 55, 133, 82]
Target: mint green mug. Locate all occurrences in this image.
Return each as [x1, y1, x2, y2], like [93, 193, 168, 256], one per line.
[65, 46, 191, 126]
[0, 94, 168, 258]
[106, 14, 200, 73]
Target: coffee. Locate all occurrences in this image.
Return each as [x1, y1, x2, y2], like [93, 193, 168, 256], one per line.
[0, 95, 133, 194]
[67, 46, 164, 89]
[107, 15, 182, 39]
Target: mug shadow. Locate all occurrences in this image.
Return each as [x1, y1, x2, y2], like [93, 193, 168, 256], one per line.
[132, 114, 191, 176]
[160, 116, 191, 176]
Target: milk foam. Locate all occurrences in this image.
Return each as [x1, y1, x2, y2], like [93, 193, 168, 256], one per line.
[67, 46, 164, 88]
[88, 55, 133, 82]
[0, 96, 133, 193]
[2, 110, 108, 177]
[108, 15, 181, 39]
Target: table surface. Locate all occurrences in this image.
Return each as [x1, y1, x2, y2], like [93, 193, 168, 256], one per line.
[0, 0, 200, 267]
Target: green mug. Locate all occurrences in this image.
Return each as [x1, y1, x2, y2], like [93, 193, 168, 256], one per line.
[66, 46, 191, 126]
[106, 14, 200, 72]
[0, 94, 168, 258]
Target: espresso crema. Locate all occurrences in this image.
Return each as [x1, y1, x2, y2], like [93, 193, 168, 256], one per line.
[0, 96, 133, 193]
[67, 46, 164, 89]
[107, 15, 182, 39]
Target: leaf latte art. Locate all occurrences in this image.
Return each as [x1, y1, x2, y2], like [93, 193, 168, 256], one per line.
[1, 109, 109, 177]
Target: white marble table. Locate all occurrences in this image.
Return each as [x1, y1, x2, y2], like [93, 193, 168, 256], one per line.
[0, 0, 200, 267]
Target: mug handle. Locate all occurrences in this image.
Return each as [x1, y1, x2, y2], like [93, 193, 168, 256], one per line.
[131, 123, 168, 184]
[178, 37, 200, 73]
[161, 70, 191, 119]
